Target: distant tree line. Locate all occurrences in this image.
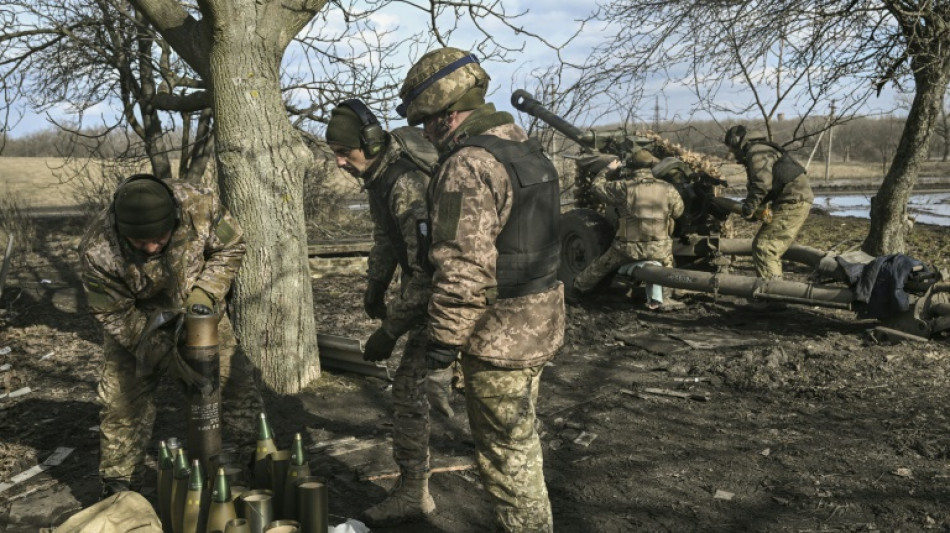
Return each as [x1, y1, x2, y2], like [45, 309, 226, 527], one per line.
[3, 112, 940, 168]
[1, 127, 187, 159]
[651, 114, 915, 166]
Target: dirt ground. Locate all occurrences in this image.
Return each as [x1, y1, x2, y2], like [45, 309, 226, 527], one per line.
[1, 209, 949, 532]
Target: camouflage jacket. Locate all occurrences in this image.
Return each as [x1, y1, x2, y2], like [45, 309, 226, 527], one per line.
[742, 143, 813, 213]
[364, 134, 433, 338]
[428, 108, 565, 368]
[592, 168, 684, 243]
[79, 181, 245, 354]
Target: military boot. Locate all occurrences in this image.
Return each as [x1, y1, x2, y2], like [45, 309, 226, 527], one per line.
[659, 287, 686, 312]
[361, 473, 435, 526]
[100, 477, 132, 499]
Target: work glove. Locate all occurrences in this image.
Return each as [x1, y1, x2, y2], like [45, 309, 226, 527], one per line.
[173, 347, 213, 395]
[186, 287, 215, 315]
[363, 327, 398, 362]
[426, 341, 460, 370]
[363, 280, 388, 320]
[425, 366, 455, 418]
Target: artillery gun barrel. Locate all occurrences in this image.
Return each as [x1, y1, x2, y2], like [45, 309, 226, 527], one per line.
[511, 90, 595, 149]
[629, 264, 854, 309]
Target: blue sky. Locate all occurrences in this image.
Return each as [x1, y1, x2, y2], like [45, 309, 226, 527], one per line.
[6, 0, 903, 137]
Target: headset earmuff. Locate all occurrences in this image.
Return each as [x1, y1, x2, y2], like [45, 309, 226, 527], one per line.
[340, 99, 386, 157]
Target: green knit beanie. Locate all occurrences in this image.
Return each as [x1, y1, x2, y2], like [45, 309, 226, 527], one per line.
[114, 177, 177, 239]
[326, 105, 363, 149]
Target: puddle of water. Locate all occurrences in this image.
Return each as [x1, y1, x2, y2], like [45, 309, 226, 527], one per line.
[812, 192, 950, 226]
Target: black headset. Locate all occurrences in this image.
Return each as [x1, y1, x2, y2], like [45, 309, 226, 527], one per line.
[111, 173, 182, 225]
[340, 99, 386, 157]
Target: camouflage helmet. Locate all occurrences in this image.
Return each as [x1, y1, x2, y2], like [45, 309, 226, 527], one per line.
[397, 47, 490, 126]
[627, 148, 659, 169]
[723, 125, 747, 151]
[725, 125, 768, 151]
[652, 157, 690, 183]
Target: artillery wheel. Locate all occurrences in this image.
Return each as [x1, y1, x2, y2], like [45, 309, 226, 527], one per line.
[558, 208, 614, 288]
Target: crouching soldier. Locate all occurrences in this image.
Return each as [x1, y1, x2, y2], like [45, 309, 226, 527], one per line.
[571, 150, 685, 310]
[80, 174, 263, 497]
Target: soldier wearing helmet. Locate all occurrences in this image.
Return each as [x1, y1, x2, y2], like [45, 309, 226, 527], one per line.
[724, 125, 813, 280]
[325, 100, 457, 525]
[398, 47, 564, 532]
[79, 175, 263, 498]
[570, 150, 686, 310]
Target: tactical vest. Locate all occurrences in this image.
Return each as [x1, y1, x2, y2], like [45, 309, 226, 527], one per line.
[446, 135, 561, 299]
[366, 156, 424, 273]
[744, 140, 806, 201]
[616, 174, 674, 243]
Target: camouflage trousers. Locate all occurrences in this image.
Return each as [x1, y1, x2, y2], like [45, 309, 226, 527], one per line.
[461, 354, 552, 533]
[573, 238, 674, 293]
[97, 314, 263, 482]
[752, 200, 811, 279]
[391, 325, 431, 477]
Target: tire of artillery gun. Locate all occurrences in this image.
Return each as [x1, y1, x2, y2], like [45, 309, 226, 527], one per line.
[558, 209, 613, 287]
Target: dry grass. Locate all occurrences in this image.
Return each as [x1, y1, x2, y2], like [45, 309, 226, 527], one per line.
[0, 158, 135, 208]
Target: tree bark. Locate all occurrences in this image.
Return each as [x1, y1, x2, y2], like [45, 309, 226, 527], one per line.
[863, 68, 948, 255]
[132, 0, 325, 393]
[941, 103, 949, 162]
[863, 8, 950, 256]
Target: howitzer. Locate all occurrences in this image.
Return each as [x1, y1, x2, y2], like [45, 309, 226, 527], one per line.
[512, 90, 649, 157]
[511, 89, 733, 284]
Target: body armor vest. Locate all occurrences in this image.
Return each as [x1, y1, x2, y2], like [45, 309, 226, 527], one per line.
[366, 157, 421, 273]
[447, 135, 561, 299]
[617, 175, 674, 243]
[743, 140, 806, 201]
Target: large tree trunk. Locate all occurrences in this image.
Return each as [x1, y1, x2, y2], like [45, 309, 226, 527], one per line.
[132, 0, 324, 394]
[205, 1, 321, 394]
[941, 104, 950, 162]
[863, 53, 950, 256]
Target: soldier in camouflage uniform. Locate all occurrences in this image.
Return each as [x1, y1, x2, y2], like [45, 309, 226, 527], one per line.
[724, 125, 813, 279]
[79, 174, 263, 497]
[398, 47, 565, 533]
[324, 100, 451, 526]
[572, 152, 685, 310]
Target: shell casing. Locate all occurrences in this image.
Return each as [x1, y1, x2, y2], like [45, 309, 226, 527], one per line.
[281, 463, 311, 520]
[223, 518, 251, 533]
[182, 459, 209, 533]
[267, 451, 291, 518]
[264, 519, 299, 533]
[158, 440, 175, 532]
[293, 477, 327, 533]
[240, 489, 274, 533]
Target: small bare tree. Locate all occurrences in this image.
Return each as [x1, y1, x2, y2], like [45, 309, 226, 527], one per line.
[580, 0, 950, 255]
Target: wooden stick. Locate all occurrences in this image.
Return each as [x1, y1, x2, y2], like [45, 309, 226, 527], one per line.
[361, 463, 475, 482]
[622, 387, 710, 402]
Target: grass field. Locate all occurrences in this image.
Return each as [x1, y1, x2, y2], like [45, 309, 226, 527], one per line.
[0, 156, 363, 209]
[2, 156, 949, 209]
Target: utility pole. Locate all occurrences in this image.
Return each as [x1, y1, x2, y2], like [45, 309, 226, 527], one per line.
[825, 101, 835, 181]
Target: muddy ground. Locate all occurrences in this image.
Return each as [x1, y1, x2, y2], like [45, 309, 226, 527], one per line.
[1, 210, 949, 533]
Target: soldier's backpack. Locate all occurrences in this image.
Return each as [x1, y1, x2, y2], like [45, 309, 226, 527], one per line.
[744, 140, 807, 201]
[50, 492, 161, 533]
[389, 126, 439, 175]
